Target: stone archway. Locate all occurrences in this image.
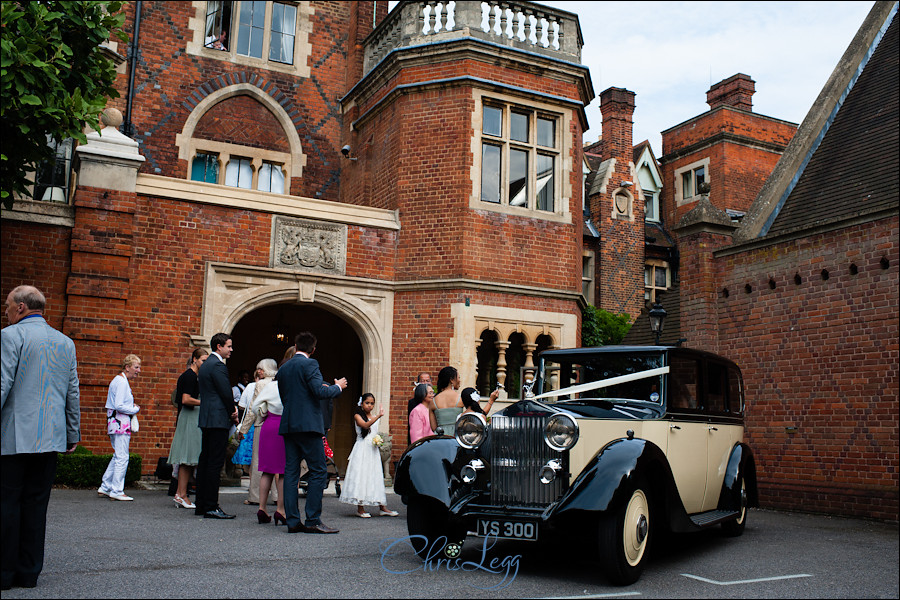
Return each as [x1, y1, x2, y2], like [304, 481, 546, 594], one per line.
[229, 302, 364, 473]
[193, 261, 395, 473]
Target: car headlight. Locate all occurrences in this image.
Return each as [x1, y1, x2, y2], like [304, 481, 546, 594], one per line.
[544, 413, 579, 451]
[456, 412, 487, 449]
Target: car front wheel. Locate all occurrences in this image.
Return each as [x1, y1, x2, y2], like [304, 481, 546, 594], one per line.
[599, 484, 651, 585]
[406, 495, 461, 558]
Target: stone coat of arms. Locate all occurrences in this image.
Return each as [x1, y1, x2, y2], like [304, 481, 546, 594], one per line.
[271, 216, 346, 275]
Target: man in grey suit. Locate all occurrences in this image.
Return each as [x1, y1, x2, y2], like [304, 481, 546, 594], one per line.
[277, 331, 346, 534]
[194, 332, 238, 519]
[1, 286, 80, 590]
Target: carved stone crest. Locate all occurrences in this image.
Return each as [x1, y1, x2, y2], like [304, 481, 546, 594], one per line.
[270, 216, 346, 275]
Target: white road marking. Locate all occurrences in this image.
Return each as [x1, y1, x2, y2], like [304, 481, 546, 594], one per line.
[681, 573, 813, 585]
[536, 593, 641, 599]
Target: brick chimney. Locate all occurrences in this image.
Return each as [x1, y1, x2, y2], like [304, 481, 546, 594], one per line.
[599, 87, 635, 161]
[706, 73, 755, 111]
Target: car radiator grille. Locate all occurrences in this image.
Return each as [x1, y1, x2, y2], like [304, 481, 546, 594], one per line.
[490, 415, 566, 507]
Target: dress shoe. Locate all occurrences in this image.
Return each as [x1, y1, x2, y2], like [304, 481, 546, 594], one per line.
[194, 507, 205, 516]
[257, 509, 271, 524]
[273, 511, 287, 526]
[304, 522, 339, 534]
[204, 508, 235, 519]
[287, 523, 305, 534]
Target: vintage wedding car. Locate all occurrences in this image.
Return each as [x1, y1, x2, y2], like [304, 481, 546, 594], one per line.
[395, 345, 758, 585]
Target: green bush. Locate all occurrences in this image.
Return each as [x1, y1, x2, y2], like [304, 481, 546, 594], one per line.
[582, 305, 632, 347]
[55, 446, 142, 488]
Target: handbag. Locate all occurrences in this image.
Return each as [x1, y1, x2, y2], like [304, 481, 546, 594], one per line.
[130, 415, 139, 433]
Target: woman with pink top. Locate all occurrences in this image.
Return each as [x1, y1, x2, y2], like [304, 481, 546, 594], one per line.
[408, 383, 436, 444]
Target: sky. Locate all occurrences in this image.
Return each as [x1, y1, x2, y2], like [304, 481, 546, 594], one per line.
[387, 1, 875, 156]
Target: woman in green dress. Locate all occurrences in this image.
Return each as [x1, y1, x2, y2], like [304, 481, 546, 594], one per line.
[432, 366, 463, 435]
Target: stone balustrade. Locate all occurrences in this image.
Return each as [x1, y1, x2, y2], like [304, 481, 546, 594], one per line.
[364, 0, 583, 74]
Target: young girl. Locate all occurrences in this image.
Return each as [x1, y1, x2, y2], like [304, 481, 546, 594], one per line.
[339, 393, 399, 518]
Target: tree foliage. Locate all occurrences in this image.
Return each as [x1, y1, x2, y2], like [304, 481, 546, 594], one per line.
[582, 304, 633, 347]
[0, 1, 127, 208]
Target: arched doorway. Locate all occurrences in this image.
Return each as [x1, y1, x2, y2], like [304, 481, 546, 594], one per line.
[229, 303, 364, 474]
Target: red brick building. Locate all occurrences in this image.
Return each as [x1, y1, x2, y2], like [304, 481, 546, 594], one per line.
[673, 1, 899, 520]
[1, 1, 591, 473]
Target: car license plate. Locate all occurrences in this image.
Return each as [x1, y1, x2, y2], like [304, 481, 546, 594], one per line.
[476, 518, 538, 541]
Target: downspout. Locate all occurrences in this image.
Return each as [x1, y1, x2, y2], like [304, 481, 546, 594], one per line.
[123, 0, 142, 138]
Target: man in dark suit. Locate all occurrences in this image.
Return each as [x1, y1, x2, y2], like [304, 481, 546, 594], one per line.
[1, 286, 80, 590]
[277, 331, 346, 533]
[195, 332, 237, 519]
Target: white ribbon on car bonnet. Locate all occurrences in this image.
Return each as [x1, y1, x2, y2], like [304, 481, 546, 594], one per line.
[531, 366, 670, 400]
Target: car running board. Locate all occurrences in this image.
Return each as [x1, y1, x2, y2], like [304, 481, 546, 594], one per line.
[689, 509, 740, 528]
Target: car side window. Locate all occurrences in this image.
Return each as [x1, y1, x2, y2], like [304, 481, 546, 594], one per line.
[705, 362, 728, 414]
[728, 367, 744, 415]
[669, 355, 700, 410]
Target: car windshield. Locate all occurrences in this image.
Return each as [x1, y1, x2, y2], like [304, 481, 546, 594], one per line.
[537, 352, 664, 404]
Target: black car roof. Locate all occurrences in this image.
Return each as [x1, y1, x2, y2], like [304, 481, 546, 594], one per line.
[538, 345, 741, 370]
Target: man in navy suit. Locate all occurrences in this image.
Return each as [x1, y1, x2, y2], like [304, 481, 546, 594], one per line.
[277, 331, 346, 533]
[195, 332, 238, 519]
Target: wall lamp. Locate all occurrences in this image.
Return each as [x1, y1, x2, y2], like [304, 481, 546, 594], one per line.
[341, 145, 357, 161]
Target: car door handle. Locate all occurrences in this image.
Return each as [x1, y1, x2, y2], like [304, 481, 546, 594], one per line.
[708, 426, 718, 432]
[669, 424, 681, 430]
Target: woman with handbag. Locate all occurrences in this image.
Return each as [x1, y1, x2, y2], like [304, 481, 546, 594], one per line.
[98, 354, 141, 501]
[234, 359, 279, 506]
[248, 359, 287, 524]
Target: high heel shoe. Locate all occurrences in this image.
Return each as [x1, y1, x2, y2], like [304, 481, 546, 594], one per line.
[273, 511, 286, 526]
[257, 510, 272, 524]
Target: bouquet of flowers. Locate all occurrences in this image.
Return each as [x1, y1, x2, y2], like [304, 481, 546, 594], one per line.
[372, 433, 384, 448]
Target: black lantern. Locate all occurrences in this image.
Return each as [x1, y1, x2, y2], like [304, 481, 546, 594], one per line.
[648, 303, 666, 346]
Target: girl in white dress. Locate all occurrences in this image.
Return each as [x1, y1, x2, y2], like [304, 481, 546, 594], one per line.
[339, 393, 399, 518]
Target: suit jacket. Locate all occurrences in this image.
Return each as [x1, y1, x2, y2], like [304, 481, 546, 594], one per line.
[198, 353, 233, 429]
[1, 315, 80, 454]
[276, 354, 342, 436]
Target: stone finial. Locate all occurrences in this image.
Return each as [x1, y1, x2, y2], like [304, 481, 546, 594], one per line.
[100, 107, 124, 128]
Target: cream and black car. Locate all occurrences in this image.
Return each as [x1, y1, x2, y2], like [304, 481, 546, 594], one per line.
[394, 345, 758, 585]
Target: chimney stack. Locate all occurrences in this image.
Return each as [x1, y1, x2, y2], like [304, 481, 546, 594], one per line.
[599, 87, 635, 161]
[706, 73, 755, 112]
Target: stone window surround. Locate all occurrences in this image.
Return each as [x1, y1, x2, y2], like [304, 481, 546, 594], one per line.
[470, 88, 572, 224]
[175, 83, 306, 181]
[186, 1, 314, 78]
[191, 141, 290, 192]
[644, 259, 670, 303]
[675, 157, 710, 207]
[582, 250, 595, 304]
[450, 302, 577, 404]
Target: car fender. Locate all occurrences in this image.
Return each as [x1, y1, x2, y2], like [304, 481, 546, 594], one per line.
[717, 442, 759, 510]
[551, 437, 696, 531]
[393, 436, 461, 508]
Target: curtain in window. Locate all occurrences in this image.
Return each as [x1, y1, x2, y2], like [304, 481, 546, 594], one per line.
[258, 163, 284, 194]
[225, 158, 253, 189]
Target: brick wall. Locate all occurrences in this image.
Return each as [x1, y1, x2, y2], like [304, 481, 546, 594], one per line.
[0, 222, 71, 330]
[682, 215, 900, 520]
[660, 107, 796, 225]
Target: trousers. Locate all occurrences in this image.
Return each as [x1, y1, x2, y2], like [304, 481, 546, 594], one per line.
[100, 434, 131, 496]
[283, 432, 327, 527]
[0, 452, 57, 588]
[195, 428, 228, 514]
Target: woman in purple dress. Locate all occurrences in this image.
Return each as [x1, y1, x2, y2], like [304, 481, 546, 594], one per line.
[251, 360, 286, 525]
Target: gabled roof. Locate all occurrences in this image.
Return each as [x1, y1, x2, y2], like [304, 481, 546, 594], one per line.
[735, 2, 899, 242]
